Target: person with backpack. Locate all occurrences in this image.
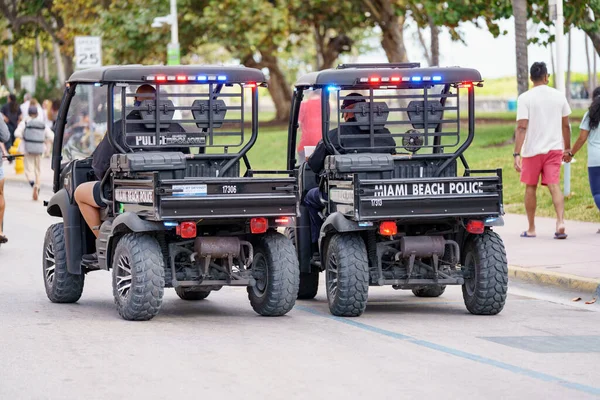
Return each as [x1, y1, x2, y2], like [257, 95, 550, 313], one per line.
[14, 106, 54, 201]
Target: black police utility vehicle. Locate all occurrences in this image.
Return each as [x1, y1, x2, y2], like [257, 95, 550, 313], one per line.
[43, 65, 299, 320]
[287, 63, 508, 317]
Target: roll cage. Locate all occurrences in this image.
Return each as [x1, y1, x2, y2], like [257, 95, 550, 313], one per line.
[287, 63, 483, 177]
[52, 65, 268, 192]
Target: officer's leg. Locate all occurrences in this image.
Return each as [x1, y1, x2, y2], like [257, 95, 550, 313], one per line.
[303, 187, 323, 244]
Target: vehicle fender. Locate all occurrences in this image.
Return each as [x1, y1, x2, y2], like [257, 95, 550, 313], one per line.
[318, 212, 371, 255]
[46, 188, 69, 217]
[100, 212, 167, 270]
[47, 189, 85, 275]
[110, 212, 167, 235]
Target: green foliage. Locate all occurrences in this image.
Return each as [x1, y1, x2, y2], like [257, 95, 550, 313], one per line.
[34, 77, 62, 101]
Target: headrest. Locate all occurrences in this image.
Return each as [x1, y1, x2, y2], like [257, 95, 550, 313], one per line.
[352, 102, 389, 131]
[407, 100, 444, 130]
[138, 99, 174, 129]
[192, 99, 227, 129]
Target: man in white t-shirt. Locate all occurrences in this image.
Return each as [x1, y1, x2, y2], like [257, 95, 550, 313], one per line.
[513, 62, 571, 239]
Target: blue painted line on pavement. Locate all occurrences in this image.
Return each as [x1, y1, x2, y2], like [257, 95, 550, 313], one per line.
[295, 305, 600, 397]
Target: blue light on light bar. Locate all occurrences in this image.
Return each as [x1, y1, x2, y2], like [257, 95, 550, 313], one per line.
[197, 75, 207, 81]
[94, 83, 102, 87]
[163, 221, 178, 227]
[217, 75, 227, 81]
[326, 85, 340, 92]
[411, 76, 422, 82]
[432, 76, 442, 81]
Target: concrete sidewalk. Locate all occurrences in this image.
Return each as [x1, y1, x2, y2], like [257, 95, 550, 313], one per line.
[1, 156, 54, 190]
[497, 213, 600, 296]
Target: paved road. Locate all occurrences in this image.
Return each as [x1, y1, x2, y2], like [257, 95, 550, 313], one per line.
[1, 182, 600, 399]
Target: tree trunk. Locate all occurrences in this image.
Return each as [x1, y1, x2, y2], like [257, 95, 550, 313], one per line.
[566, 29, 572, 102]
[595, 49, 598, 90]
[263, 54, 292, 122]
[416, 28, 431, 66]
[62, 52, 74, 81]
[429, 15, 439, 66]
[550, 42, 556, 88]
[43, 51, 50, 82]
[313, 24, 325, 70]
[512, 0, 529, 96]
[243, 52, 292, 123]
[365, 0, 408, 63]
[586, 35, 592, 96]
[52, 39, 66, 85]
[36, 36, 44, 82]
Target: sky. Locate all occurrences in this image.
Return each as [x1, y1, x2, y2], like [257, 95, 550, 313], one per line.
[357, 17, 598, 80]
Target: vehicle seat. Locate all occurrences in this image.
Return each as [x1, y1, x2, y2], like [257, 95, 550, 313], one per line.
[324, 153, 394, 180]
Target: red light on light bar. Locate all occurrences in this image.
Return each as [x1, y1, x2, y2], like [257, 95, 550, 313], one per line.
[275, 217, 290, 224]
[245, 82, 257, 88]
[176, 75, 187, 82]
[391, 76, 401, 82]
[369, 77, 380, 83]
[460, 82, 473, 88]
[155, 75, 167, 82]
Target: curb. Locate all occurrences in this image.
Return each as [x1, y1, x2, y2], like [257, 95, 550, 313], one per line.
[509, 265, 600, 297]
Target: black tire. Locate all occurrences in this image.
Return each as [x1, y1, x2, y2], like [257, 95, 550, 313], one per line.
[112, 233, 165, 321]
[325, 233, 369, 317]
[248, 233, 299, 316]
[412, 285, 446, 298]
[285, 227, 319, 300]
[175, 287, 210, 301]
[462, 230, 508, 315]
[43, 223, 85, 303]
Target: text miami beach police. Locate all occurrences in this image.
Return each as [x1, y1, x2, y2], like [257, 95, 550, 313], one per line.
[374, 181, 484, 197]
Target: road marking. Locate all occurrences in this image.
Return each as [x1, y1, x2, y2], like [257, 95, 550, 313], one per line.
[296, 305, 600, 397]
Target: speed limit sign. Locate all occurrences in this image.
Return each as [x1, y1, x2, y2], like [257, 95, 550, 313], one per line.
[75, 36, 102, 70]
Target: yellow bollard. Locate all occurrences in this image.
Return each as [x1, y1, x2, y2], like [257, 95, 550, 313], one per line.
[8, 138, 24, 174]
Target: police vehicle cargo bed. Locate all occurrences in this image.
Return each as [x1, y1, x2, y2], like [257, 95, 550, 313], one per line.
[325, 153, 503, 221]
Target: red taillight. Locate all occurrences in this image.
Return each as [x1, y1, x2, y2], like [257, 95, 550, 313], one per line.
[466, 220, 485, 234]
[176, 75, 187, 82]
[275, 217, 290, 224]
[390, 76, 401, 82]
[379, 221, 397, 236]
[250, 217, 268, 234]
[155, 75, 167, 82]
[176, 221, 197, 238]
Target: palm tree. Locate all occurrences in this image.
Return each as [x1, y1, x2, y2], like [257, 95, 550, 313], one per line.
[512, 0, 529, 96]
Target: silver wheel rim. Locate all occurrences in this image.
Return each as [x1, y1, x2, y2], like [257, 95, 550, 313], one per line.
[44, 243, 56, 285]
[252, 253, 268, 298]
[116, 255, 133, 300]
[464, 252, 477, 296]
[326, 252, 338, 299]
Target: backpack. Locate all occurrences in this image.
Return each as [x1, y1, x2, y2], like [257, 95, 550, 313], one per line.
[23, 120, 46, 155]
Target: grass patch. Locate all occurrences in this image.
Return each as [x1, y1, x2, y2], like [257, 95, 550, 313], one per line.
[242, 122, 599, 222]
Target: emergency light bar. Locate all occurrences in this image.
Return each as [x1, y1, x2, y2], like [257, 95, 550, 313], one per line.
[144, 74, 230, 83]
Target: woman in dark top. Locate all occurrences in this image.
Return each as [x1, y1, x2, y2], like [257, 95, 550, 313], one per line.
[1, 94, 22, 148]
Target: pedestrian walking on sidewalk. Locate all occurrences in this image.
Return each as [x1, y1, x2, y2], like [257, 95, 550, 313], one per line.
[0, 116, 11, 243]
[513, 62, 572, 239]
[14, 106, 54, 201]
[1, 94, 22, 149]
[567, 87, 600, 231]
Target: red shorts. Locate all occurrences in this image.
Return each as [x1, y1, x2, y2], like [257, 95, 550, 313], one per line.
[520, 150, 562, 186]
